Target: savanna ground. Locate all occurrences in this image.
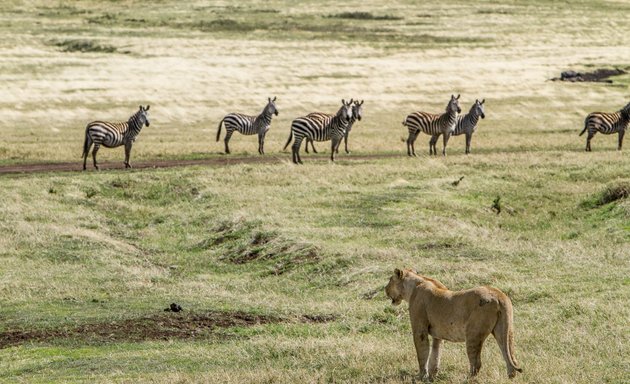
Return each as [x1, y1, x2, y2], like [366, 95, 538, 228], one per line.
[0, 1, 629, 383]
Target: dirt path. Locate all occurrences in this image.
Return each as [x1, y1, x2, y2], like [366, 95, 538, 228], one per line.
[0, 154, 400, 175]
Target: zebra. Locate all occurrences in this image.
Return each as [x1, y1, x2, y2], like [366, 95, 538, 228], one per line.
[82, 105, 150, 170]
[216, 97, 278, 155]
[304, 99, 364, 155]
[579, 101, 630, 151]
[403, 94, 461, 156]
[283, 99, 353, 164]
[430, 98, 485, 155]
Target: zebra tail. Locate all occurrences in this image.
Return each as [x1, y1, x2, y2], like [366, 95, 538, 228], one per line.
[579, 121, 588, 136]
[283, 130, 293, 151]
[216, 118, 224, 142]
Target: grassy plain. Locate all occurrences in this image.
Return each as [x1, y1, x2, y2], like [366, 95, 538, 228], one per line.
[0, 1, 629, 383]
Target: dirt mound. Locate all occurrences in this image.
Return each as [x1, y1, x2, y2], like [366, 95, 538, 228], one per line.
[198, 219, 320, 275]
[0, 310, 278, 349]
[550, 68, 626, 83]
[0, 310, 338, 349]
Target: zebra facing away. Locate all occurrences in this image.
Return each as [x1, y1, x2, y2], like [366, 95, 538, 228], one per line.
[283, 99, 353, 164]
[216, 97, 278, 155]
[431, 98, 485, 154]
[305, 99, 364, 155]
[82, 105, 150, 170]
[579, 101, 630, 151]
[403, 94, 461, 157]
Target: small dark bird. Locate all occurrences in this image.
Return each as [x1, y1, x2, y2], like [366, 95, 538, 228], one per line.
[452, 176, 465, 187]
[164, 303, 183, 312]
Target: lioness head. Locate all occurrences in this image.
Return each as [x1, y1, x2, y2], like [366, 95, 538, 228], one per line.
[385, 268, 406, 306]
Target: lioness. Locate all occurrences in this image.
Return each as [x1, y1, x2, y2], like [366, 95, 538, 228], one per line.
[385, 268, 522, 380]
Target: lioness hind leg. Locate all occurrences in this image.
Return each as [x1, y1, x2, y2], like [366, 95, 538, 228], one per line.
[466, 338, 485, 377]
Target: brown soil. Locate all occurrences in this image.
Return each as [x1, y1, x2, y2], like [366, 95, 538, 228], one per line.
[0, 154, 400, 175]
[550, 68, 627, 83]
[0, 310, 337, 348]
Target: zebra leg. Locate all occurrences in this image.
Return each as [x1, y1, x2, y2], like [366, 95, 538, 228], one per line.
[92, 144, 100, 170]
[331, 138, 340, 161]
[586, 131, 594, 152]
[410, 132, 419, 157]
[83, 137, 93, 171]
[124, 141, 133, 168]
[442, 133, 451, 156]
[224, 129, 234, 154]
[258, 132, 265, 155]
[310, 139, 318, 154]
[344, 132, 349, 154]
[292, 138, 303, 164]
[429, 135, 439, 156]
[618, 130, 625, 150]
[465, 133, 472, 154]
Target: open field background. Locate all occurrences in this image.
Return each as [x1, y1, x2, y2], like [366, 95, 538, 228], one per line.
[0, 1, 629, 383]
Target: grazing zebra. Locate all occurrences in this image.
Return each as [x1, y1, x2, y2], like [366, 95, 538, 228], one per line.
[579, 101, 630, 151]
[304, 99, 364, 154]
[283, 99, 353, 164]
[403, 94, 461, 156]
[82, 105, 150, 170]
[216, 97, 278, 155]
[431, 98, 485, 154]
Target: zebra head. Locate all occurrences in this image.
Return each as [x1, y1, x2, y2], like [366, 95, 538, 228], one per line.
[266, 96, 279, 116]
[136, 105, 150, 127]
[472, 99, 485, 119]
[447, 94, 461, 114]
[339, 99, 353, 122]
[353, 100, 364, 121]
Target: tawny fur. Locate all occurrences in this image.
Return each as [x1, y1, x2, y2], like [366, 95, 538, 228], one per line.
[385, 268, 522, 380]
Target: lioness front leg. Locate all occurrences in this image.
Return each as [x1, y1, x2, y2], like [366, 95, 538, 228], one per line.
[428, 338, 443, 380]
[412, 328, 431, 379]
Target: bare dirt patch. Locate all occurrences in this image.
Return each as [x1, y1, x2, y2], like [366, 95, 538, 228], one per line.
[0, 310, 338, 348]
[550, 68, 627, 83]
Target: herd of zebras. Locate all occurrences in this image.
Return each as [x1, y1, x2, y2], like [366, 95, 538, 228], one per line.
[81, 97, 629, 170]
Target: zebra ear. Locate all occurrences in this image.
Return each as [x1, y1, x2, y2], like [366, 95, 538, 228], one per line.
[360, 100, 364, 105]
[273, 96, 276, 102]
[349, 98, 354, 105]
[481, 99, 485, 105]
[145, 105, 150, 111]
[139, 105, 143, 110]
[456, 94, 461, 99]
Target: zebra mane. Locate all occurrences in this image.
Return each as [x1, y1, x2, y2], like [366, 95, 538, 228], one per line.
[127, 110, 145, 129]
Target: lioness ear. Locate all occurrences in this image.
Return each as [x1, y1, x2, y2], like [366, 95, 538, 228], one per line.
[394, 268, 403, 279]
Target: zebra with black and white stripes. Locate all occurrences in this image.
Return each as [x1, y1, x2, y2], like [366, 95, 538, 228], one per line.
[579, 101, 629, 151]
[403, 94, 461, 156]
[431, 98, 485, 154]
[283, 99, 353, 164]
[304, 99, 364, 155]
[82, 105, 150, 170]
[216, 97, 278, 155]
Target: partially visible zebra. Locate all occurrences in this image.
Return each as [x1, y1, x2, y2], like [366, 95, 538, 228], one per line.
[579, 101, 630, 151]
[304, 99, 364, 155]
[82, 105, 150, 170]
[403, 94, 461, 156]
[283, 99, 353, 164]
[430, 98, 485, 154]
[216, 97, 278, 155]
